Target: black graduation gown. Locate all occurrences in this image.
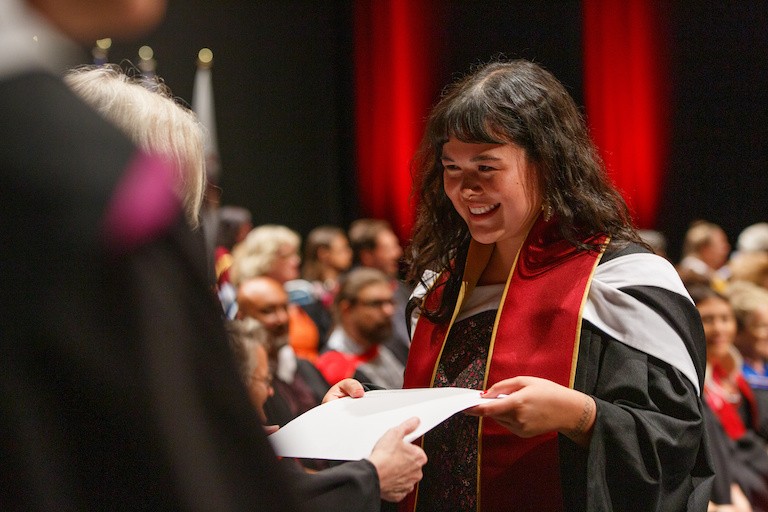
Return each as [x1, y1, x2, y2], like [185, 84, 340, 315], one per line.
[559, 243, 714, 512]
[0, 71, 303, 511]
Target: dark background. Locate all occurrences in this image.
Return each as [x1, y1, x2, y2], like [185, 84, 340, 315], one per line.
[99, 0, 767, 263]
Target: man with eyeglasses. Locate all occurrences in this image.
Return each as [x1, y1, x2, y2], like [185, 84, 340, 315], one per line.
[315, 267, 404, 388]
[236, 276, 330, 429]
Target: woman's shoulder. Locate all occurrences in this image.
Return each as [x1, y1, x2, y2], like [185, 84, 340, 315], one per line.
[600, 240, 652, 264]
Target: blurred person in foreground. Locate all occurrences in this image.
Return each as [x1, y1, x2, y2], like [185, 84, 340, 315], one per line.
[226, 318, 428, 510]
[1, 1, 299, 509]
[64, 63, 205, 230]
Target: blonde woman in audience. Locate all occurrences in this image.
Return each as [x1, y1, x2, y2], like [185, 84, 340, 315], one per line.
[231, 224, 321, 360]
[65, 64, 205, 229]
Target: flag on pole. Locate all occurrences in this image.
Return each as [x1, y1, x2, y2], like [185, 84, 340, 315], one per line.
[191, 48, 220, 186]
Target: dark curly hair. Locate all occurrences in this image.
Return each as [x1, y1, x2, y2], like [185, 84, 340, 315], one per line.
[406, 59, 642, 323]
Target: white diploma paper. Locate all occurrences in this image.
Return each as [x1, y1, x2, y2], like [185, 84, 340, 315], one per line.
[268, 387, 491, 461]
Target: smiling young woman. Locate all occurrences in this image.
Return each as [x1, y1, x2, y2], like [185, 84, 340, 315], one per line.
[401, 59, 713, 512]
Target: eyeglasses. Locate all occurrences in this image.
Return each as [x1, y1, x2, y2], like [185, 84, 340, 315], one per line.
[354, 298, 395, 309]
[251, 374, 273, 388]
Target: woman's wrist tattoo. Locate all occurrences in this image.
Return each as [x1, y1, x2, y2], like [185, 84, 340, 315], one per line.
[567, 395, 593, 438]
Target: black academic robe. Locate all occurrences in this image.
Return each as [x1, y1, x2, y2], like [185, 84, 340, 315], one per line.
[560, 243, 714, 511]
[0, 71, 302, 511]
[287, 458, 380, 512]
[406, 238, 713, 512]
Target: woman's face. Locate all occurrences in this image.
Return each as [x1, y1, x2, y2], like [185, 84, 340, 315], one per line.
[741, 304, 768, 361]
[268, 243, 300, 283]
[697, 296, 737, 362]
[441, 137, 542, 256]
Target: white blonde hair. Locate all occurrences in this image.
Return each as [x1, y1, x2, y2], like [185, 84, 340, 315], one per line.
[230, 224, 301, 286]
[64, 64, 205, 228]
[225, 317, 269, 384]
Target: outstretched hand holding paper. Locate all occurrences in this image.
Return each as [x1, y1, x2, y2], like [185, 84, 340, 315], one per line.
[268, 387, 493, 460]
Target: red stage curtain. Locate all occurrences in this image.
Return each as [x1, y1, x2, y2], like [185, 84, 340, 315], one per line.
[353, 0, 436, 241]
[583, 0, 670, 229]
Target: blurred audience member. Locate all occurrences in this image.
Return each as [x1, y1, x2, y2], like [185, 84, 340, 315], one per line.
[300, 224, 353, 343]
[690, 284, 768, 511]
[678, 220, 731, 292]
[737, 223, 768, 255]
[729, 251, 768, 291]
[348, 218, 413, 364]
[729, 280, 768, 440]
[302, 225, 353, 304]
[315, 268, 404, 388]
[214, 205, 253, 316]
[236, 276, 329, 427]
[225, 318, 427, 510]
[226, 317, 273, 424]
[231, 224, 321, 360]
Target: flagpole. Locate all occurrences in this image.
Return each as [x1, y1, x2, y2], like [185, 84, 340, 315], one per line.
[138, 45, 156, 79]
[92, 38, 111, 65]
[192, 48, 220, 187]
[192, 47, 221, 276]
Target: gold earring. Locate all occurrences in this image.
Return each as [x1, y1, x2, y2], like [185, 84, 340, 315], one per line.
[542, 202, 553, 222]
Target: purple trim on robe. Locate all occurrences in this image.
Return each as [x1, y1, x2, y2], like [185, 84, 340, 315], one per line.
[101, 152, 181, 253]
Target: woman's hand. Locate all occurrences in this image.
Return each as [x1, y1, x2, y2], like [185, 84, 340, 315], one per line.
[322, 378, 365, 404]
[465, 376, 596, 447]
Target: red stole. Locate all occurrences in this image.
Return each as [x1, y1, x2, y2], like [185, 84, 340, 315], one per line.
[705, 363, 759, 440]
[402, 215, 606, 512]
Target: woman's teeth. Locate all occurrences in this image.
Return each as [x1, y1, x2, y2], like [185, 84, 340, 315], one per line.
[469, 204, 499, 215]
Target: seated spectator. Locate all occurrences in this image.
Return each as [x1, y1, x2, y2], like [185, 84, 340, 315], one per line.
[213, 205, 253, 317]
[225, 318, 427, 510]
[236, 276, 329, 428]
[315, 268, 404, 389]
[300, 224, 353, 344]
[729, 251, 768, 291]
[690, 284, 768, 510]
[225, 317, 274, 424]
[348, 218, 413, 364]
[737, 223, 768, 255]
[678, 220, 731, 292]
[729, 280, 768, 440]
[231, 224, 321, 360]
[302, 225, 353, 304]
